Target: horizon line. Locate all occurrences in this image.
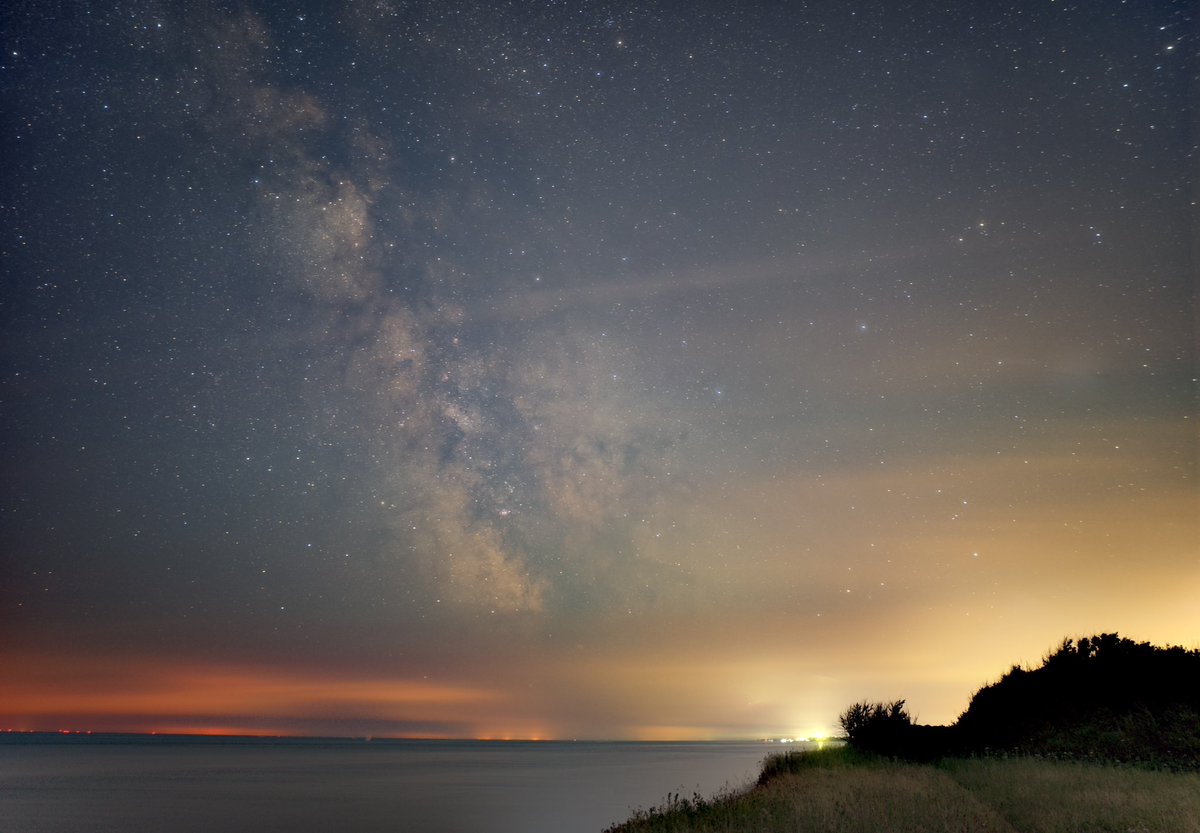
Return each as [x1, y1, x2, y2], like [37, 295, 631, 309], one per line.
[1, 728, 840, 744]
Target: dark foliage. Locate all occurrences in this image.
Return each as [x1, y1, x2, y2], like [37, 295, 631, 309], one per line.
[839, 633, 1200, 768]
[837, 699, 956, 760]
[954, 633, 1200, 767]
[838, 700, 911, 756]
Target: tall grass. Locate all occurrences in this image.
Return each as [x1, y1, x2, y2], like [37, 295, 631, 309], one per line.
[942, 757, 1200, 833]
[607, 747, 1200, 833]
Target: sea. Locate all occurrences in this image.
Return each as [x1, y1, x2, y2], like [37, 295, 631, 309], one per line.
[0, 734, 817, 833]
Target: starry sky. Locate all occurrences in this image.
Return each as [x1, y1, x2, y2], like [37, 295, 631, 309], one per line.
[1, 1, 1195, 741]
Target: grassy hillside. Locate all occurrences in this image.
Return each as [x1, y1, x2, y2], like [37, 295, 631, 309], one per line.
[607, 746, 1200, 833]
[610, 634, 1200, 831]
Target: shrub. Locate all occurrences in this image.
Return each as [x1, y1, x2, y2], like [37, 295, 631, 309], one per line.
[839, 699, 913, 755]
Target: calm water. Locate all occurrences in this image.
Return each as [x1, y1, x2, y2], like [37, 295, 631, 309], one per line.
[0, 735, 809, 833]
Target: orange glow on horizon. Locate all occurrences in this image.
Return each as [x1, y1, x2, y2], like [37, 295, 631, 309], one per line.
[0, 652, 507, 738]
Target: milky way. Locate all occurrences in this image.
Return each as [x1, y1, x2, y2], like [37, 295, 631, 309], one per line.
[2, 1, 1195, 739]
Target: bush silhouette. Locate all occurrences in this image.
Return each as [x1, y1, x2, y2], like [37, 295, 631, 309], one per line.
[839, 700, 912, 756]
[838, 633, 1200, 767]
[954, 633, 1200, 766]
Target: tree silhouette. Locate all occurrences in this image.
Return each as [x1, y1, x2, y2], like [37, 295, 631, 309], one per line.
[837, 634, 1200, 767]
[954, 633, 1200, 765]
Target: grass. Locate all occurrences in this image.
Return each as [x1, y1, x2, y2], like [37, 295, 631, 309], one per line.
[942, 757, 1200, 833]
[606, 746, 1200, 833]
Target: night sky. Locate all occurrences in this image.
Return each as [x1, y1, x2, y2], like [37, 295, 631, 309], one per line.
[2, 1, 1195, 740]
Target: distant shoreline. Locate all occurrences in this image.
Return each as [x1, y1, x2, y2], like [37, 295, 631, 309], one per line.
[0, 730, 791, 745]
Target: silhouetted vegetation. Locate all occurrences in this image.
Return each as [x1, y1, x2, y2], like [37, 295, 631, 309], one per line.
[838, 699, 912, 756]
[955, 633, 1200, 766]
[836, 699, 957, 761]
[841, 633, 1200, 768]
